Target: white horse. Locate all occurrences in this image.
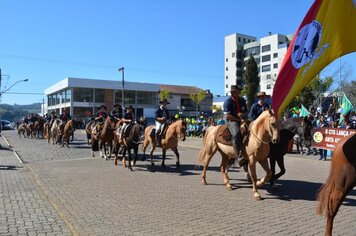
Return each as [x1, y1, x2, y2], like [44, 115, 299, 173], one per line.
[50, 119, 61, 145]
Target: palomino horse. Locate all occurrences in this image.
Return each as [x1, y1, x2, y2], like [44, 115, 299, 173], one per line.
[61, 120, 75, 148]
[142, 119, 186, 168]
[317, 133, 356, 236]
[115, 122, 145, 170]
[91, 116, 115, 159]
[17, 123, 30, 138]
[197, 109, 280, 200]
[49, 119, 61, 145]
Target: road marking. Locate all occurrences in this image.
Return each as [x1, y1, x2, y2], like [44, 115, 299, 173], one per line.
[2, 135, 12, 148]
[13, 150, 24, 164]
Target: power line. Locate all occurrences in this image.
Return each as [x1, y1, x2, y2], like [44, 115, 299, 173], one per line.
[0, 53, 221, 79]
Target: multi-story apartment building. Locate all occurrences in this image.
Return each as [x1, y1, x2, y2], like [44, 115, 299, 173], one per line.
[225, 32, 293, 96]
[224, 33, 257, 96]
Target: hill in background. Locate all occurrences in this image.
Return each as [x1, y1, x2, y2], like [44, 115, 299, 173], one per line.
[0, 103, 42, 122]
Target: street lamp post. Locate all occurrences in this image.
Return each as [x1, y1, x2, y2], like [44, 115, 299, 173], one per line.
[0, 79, 29, 97]
[118, 67, 125, 108]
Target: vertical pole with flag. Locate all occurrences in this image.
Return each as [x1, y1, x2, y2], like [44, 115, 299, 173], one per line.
[299, 104, 310, 117]
[272, 0, 356, 118]
[339, 94, 354, 124]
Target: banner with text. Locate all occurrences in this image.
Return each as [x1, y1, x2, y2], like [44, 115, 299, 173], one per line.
[311, 128, 356, 151]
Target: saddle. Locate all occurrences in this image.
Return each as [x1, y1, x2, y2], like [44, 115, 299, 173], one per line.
[150, 125, 168, 140]
[215, 122, 250, 146]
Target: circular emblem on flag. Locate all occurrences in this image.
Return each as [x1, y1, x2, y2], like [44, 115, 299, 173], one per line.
[292, 20, 322, 69]
[313, 131, 323, 143]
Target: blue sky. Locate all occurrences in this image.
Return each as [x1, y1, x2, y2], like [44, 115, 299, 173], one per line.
[0, 0, 355, 105]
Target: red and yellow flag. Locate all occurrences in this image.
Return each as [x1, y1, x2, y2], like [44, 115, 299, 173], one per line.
[272, 0, 356, 118]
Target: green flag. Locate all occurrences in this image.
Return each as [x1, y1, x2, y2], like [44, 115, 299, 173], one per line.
[299, 104, 310, 117]
[339, 94, 354, 124]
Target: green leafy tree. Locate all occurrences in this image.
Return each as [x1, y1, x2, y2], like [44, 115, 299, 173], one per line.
[244, 55, 259, 108]
[189, 90, 206, 118]
[159, 90, 170, 101]
[295, 75, 333, 107]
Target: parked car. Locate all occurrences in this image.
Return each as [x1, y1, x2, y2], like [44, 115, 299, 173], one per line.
[1, 120, 14, 130]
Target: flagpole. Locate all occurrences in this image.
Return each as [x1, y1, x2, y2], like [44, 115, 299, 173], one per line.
[339, 57, 341, 92]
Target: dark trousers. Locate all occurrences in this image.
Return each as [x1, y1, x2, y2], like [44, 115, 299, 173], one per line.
[227, 120, 242, 150]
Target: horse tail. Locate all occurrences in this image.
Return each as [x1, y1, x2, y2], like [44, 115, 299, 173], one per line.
[196, 126, 213, 168]
[316, 166, 335, 216]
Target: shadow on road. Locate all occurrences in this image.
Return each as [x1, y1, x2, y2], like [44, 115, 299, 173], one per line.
[0, 165, 23, 171]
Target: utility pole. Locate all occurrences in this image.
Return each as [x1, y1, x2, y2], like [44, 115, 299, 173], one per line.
[118, 67, 125, 108]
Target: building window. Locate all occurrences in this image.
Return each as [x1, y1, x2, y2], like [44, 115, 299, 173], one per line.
[266, 74, 271, 80]
[226, 84, 228, 88]
[248, 39, 251, 43]
[225, 75, 228, 80]
[262, 55, 271, 62]
[262, 44, 271, 52]
[273, 53, 278, 58]
[226, 58, 228, 62]
[244, 46, 260, 57]
[73, 88, 94, 102]
[137, 91, 156, 105]
[65, 89, 71, 103]
[226, 67, 228, 71]
[273, 63, 278, 69]
[267, 84, 272, 89]
[232, 52, 235, 58]
[243, 38, 246, 43]
[262, 65, 271, 72]
[238, 37, 241, 42]
[95, 89, 105, 103]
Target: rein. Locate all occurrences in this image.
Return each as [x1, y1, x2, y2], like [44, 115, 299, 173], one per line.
[239, 114, 272, 145]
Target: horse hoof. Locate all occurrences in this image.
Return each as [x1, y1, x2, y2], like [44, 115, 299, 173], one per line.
[253, 192, 263, 200]
[161, 163, 166, 167]
[151, 162, 155, 166]
[226, 185, 233, 191]
[176, 162, 180, 168]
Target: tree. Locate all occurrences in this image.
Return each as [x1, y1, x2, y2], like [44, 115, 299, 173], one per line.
[189, 90, 206, 118]
[244, 55, 259, 108]
[159, 90, 170, 101]
[340, 80, 356, 106]
[293, 75, 333, 108]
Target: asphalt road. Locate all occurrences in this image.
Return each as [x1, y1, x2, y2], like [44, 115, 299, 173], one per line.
[0, 129, 355, 235]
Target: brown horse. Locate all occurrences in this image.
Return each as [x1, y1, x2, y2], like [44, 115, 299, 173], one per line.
[317, 133, 356, 236]
[117, 122, 145, 170]
[197, 109, 280, 200]
[91, 116, 115, 159]
[142, 119, 186, 168]
[61, 120, 75, 148]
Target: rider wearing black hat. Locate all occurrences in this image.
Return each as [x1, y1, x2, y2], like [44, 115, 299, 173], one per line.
[154, 99, 170, 146]
[223, 85, 248, 164]
[120, 105, 135, 141]
[110, 103, 123, 121]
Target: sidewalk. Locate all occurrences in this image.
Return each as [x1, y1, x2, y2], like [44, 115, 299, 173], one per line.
[0, 136, 71, 236]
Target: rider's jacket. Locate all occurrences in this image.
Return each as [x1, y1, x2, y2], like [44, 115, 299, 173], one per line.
[60, 113, 71, 122]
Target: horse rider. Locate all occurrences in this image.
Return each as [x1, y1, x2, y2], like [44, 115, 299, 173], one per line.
[92, 105, 108, 138]
[59, 109, 72, 135]
[154, 98, 170, 146]
[46, 111, 57, 127]
[248, 91, 270, 121]
[223, 85, 248, 164]
[120, 105, 135, 142]
[110, 103, 123, 122]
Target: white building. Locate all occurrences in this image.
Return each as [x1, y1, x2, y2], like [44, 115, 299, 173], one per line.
[225, 33, 293, 96]
[224, 33, 257, 96]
